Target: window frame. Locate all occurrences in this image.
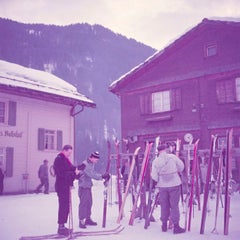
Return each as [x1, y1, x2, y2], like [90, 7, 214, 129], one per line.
[0, 100, 7, 124]
[205, 44, 217, 57]
[38, 128, 62, 151]
[152, 90, 171, 113]
[140, 88, 181, 115]
[44, 129, 56, 150]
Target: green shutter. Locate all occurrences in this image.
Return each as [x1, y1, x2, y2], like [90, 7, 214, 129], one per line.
[139, 93, 151, 114]
[38, 128, 45, 150]
[57, 130, 63, 151]
[8, 101, 17, 126]
[6, 147, 14, 177]
[171, 88, 181, 110]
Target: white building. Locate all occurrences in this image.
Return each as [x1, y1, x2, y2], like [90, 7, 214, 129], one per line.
[0, 60, 95, 194]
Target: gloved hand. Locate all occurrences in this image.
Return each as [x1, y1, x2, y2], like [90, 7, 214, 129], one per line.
[102, 172, 110, 181]
[77, 163, 86, 171]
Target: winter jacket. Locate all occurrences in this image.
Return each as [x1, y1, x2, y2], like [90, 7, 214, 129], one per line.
[151, 151, 184, 188]
[78, 159, 102, 188]
[38, 164, 48, 179]
[53, 152, 77, 192]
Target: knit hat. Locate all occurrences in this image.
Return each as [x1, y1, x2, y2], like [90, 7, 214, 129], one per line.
[91, 151, 100, 159]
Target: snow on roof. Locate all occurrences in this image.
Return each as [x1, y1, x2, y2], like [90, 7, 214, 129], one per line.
[109, 17, 240, 93]
[0, 60, 95, 107]
[209, 17, 240, 22]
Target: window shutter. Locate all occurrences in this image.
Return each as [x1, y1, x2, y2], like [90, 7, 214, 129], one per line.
[57, 130, 63, 151]
[38, 128, 45, 150]
[171, 88, 181, 110]
[216, 80, 234, 103]
[8, 101, 17, 126]
[140, 93, 151, 114]
[225, 80, 235, 102]
[6, 147, 14, 177]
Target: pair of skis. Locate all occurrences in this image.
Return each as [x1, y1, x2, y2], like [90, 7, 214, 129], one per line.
[187, 139, 200, 231]
[200, 129, 233, 235]
[117, 146, 141, 223]
[129, 142, 153, 225]
[200, 135, 217, 234]
[144, 136, 160, 229]
[19, 225, 124, 240]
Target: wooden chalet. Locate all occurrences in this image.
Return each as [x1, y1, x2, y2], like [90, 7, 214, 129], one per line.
[109, 18, 240, 183]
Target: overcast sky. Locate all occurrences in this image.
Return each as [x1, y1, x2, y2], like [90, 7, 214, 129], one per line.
[1, 0, 240, 49]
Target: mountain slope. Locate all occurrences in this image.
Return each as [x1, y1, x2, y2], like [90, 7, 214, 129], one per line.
[0, 18, 156, 170]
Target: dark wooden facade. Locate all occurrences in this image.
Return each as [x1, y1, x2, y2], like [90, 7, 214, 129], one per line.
[110, 19, 240, 180]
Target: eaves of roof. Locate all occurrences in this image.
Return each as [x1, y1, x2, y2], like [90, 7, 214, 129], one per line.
[0, 81, 96, 108]
[109, 18, 240, 95]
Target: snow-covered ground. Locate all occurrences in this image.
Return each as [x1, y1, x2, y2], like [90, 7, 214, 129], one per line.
[0, 179, 239, 240]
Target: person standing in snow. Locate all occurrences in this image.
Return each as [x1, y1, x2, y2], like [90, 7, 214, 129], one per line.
[0, 168, 4, 195]
[54, 145, 85, 236]
[35, 159, 49, 194]
[151, 143, 185, 234]
[78, 151, 110, 228]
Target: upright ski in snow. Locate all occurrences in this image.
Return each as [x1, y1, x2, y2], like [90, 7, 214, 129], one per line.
[102, 140, 112, 228]
[144, 136, 160, 229]
[187, 139, 200, 231]
[224, 128, 233, 235]
[211, 147, 225, 234]
[200, 135, 217, 234]
[115, 139, 122, 212]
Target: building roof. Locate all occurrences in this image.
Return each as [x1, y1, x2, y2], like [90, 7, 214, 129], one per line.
[0, 60, 96, 108]
[109, 18, 240, 95]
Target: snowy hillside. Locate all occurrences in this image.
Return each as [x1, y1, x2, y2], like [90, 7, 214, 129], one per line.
[0, 180, 239, 240]
[0, 18, 156, 167]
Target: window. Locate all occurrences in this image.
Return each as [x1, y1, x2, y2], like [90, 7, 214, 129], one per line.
[45, 130, 56, 150]
[38, 128, 62, 151]
[205, 44, 217, 57]
[152, 91, 170, 113]
[216, 78, 240, 103]
[0, 100, 16, 126]
[140, 88, 181, 114]
[0, 102, 6, 123]
[236, 77, 240, 101]
[216, 80, 235, 103]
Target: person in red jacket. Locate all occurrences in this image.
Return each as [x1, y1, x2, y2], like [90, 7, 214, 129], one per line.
[53, 145, 85, 236]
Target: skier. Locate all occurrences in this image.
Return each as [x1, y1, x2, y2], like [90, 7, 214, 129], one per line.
[53, 145, 85, 236]
[35, 159, 49, 194]
[78, 151, 110, 229]
[151, 143, 185, 234]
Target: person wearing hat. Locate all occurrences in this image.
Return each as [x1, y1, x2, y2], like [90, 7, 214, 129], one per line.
[35, 159, 49, 194]
[78, 151, 110, 229]
[151, 143, 185, 234]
